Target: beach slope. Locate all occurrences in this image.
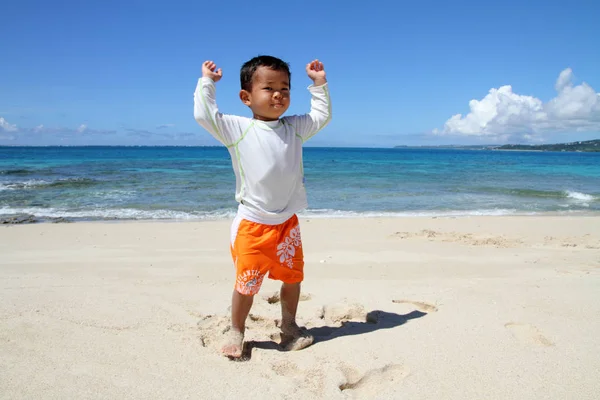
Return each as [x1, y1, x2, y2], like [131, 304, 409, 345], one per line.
[1, 216, 599, 399]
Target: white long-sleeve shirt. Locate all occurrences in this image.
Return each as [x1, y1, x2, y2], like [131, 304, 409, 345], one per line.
[194, 77, 331, 224]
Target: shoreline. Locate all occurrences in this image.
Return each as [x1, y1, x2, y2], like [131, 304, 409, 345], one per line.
[2, 209, 600, 225]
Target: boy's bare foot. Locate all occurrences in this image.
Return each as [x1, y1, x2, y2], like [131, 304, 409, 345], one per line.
[280, 322, 314, 351]
[221, 329, 244, 358]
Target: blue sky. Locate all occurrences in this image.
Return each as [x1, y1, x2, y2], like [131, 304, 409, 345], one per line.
[1, 0, 599, 147]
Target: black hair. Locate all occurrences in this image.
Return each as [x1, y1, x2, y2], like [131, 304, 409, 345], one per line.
[240, 55, 291, 92]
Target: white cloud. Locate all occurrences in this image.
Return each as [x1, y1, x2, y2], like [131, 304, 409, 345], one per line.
[0, 117, 18, 132]
[0, 122, 116, 137]
[434, 68, 600, 140]
[156, 124, 175, 129]
[29, 124, 115, 135]
[126, 128, 171, 139]
[555, 68, 572, 92]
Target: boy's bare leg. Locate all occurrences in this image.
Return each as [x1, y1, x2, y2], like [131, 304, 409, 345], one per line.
[280, 282, 314, 351]
[222, 290, 253, 358]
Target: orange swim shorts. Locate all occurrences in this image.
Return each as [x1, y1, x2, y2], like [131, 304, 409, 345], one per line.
[230, 214, 304, 296]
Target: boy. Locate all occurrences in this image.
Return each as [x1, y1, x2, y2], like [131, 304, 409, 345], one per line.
[193, 56, 331, 359]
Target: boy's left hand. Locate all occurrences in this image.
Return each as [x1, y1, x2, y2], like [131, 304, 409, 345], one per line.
[306, 60, 327, 86]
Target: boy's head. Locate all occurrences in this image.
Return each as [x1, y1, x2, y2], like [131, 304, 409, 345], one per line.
[239, 55, 291, 122]
[240, 55, 291, 92]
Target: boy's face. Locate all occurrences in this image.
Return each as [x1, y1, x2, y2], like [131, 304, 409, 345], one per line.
[240, 66, 290, 121]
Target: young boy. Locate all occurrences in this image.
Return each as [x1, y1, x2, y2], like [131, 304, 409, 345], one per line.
[193, 56, 331, 359]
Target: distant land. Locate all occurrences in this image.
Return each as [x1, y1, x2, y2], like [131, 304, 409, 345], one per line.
[394, 139, 600, 152]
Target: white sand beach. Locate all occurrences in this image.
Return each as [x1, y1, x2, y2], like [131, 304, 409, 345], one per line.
[1, 216, 599, 399]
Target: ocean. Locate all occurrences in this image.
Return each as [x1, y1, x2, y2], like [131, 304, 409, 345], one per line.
[1, 146, 599, 222]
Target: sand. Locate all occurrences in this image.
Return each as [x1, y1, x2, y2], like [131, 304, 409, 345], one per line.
[1, 216, 599, 399]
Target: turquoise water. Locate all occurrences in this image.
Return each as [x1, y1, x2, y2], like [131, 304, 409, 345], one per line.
[1, 146, 599, 221]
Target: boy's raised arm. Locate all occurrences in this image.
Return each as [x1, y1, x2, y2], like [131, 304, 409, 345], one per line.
[286, 60, 332, 142]
[194, 61, 242, 146]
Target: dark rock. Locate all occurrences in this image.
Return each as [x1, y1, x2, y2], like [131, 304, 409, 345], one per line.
[51, 217, 72, 223]
[0, 214, 38, 224]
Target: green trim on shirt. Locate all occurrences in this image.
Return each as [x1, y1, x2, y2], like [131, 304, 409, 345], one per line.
[232, 121, 254, 196]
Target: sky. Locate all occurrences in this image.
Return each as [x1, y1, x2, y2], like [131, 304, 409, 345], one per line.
[1, 0, 599, 147]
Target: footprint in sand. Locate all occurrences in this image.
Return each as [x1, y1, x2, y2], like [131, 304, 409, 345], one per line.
[247, 313, 279, 329]
[271, 360, 301, 376]
[392, 299, 438, 313]
[505, 322, 554, 347]
[262, 291, 312, 304]
[270, 361, 327, 395]
[318, 303, 368, 325]
[197, 313, 282, 352]
[392, 230, 521, 248]
[543, 235, 600, 250]
[196, 314, 230, 348]
[339, 364, 409, 395]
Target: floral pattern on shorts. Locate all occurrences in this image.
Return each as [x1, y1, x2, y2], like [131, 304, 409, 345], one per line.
[276, 225, 302, 269]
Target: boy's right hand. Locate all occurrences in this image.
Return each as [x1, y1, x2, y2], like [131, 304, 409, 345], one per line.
[202, 61, 223, 83]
